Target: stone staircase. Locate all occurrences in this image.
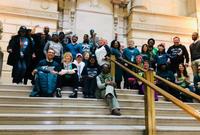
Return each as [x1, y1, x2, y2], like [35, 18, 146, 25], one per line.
[0, 75, 200, 134]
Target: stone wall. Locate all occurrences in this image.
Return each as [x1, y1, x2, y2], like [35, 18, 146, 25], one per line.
[128, 0, 198, 49]
[0, 0, 59, 73]
[0, 0, 200, 78]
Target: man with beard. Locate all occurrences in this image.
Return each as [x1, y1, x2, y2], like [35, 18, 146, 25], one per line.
[65, 35, 82, 59]
[190, 32, 200, 76]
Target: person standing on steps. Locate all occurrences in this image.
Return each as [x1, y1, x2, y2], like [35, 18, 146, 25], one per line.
[110, 40, 123, 89]
[96, 64, 121, 116]
[7, 26, 33, 84]
[31, 25, 52, 65]
[147, 38, 157, 70]
[43, 33, 63, 64]
[65, 35, 82, 59]
[122, 39, 140, 89]
[95, 38, 111, 67]
[190, 32, 200, 76]
[167, 36, 189, 73]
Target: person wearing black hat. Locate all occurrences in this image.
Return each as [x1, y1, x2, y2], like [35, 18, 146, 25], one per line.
[81, 54, 101, 98]
[7, 26, 33, 84]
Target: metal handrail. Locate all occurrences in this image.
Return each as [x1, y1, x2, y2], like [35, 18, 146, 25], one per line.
[111, 59, 200, 121]
[119, 57, 147, 72]
[155, 75, 200, 101]
[119, 57, 200, 101]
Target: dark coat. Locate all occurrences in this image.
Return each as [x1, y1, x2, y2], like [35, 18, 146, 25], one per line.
[194, 74, 200, 95]
[32, 33, 51, 63]
[190, 40, 200, 61]
[7, 35, 33, 66]
[111, 47, 123, 82]
[30, 59, 61, 97]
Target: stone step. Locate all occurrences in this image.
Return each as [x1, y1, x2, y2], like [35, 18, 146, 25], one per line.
[0, 96, 177, 108]
[0, 89, 165, 101]
[0, 125, 145, 135]
[0, 96, 199, 109]
[0, 114, 199, 126]
[1, 125, 200, 135]
[0, 104, 190, 117]
[156, 126, 200, 135]
[0, 84, 136, 92]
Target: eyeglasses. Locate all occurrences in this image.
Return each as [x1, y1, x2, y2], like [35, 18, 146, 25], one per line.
[48, 51, 55, 54]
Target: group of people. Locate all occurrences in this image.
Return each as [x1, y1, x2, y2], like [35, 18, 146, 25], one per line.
[6, 25, 200, 115]
[120, 33, 200, 103]
[7, 26, 120, 115]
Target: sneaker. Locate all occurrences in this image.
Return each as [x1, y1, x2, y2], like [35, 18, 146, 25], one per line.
[69, 89, 78, 98]
[56, 88, 62, 98]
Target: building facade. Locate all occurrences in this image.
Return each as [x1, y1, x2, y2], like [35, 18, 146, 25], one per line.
[0, 0, 200, 74]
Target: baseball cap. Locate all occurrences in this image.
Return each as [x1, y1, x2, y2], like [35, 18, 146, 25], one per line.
[18, 26, 27, 33]
[76, 53, 82, 58]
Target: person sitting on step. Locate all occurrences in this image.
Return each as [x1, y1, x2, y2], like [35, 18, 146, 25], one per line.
[30, 48, 61, 97]
[96, 64, 121, 116]
[175, 63, 193, 102]
[82, 54, 100, 98]
[194, 65, 200, 96]
[57, 52, 79, 98]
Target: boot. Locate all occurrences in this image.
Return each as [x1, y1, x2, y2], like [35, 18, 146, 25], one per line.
[111, 109, 121, 116]
[69, 89, 78, 98]
[56, 88, 62, 98]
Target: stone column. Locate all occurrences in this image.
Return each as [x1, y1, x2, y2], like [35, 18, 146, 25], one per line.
[58, 0, 76, 33]
[111, 0, 129, 44]
[127, 0, 148, 42]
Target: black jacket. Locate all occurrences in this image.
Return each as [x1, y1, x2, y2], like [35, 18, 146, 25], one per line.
[7, 35, 33, 66]
[167, 44, 189, 64]
[190, 40, 200, 61]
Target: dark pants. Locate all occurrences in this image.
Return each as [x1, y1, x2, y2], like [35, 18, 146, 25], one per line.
[57, 74, 78, 90]
[157, 82, 180, 99]
[180, 86, 193, 103]
[115, 80, 122, 89]
[123, 71, 134, 89]
[83, 77, 97, 97]
[12, 59, 27, 83]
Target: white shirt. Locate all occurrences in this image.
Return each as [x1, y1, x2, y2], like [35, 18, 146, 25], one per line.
[73, 60, 85, 79]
